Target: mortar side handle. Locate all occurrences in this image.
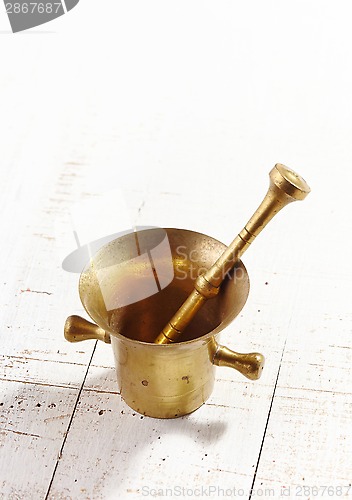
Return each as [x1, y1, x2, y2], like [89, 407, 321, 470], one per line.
[64, 315, 111, 344]
[213, 344, 265, 380]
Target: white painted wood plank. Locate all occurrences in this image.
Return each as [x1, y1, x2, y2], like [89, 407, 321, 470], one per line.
[47, 389, 262, 499]
[252, 388, 352, 492]
[0, 65, 109, 497]
[1, 2, 352, 498]
[252, 268, 352, 493]
[0, 380, 79, 499]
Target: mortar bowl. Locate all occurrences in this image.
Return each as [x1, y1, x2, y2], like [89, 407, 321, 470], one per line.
[64, 228, 264, 418]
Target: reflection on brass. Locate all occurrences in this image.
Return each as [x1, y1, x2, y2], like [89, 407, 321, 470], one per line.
[154, 164, 310, 344]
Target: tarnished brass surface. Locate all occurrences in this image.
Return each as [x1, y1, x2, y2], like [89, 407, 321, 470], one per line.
[154, 164, 310, 344]
[64, 228, 262, 418]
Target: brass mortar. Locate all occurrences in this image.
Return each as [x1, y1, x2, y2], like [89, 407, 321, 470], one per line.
[64, 164, 310, 418]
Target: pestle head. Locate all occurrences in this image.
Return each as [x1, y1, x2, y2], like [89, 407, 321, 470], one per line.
[270, 164, 311, 201]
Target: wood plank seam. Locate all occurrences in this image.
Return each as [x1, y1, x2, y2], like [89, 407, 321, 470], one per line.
[44, 341, 98, 500]
[1, 353, 113, 370]
[248, 337, 288, 499]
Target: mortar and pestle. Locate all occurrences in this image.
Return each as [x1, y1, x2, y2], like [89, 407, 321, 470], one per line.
[64, 164, 310, 418]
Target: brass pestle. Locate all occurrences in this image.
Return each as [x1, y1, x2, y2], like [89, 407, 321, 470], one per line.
[154, 164, 311, 345]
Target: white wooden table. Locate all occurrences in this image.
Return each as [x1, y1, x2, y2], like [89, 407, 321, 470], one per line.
[1, 2, 351, 498]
